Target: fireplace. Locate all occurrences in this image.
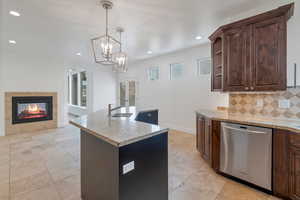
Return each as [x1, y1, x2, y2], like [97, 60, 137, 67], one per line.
[12, 96, 53, 124]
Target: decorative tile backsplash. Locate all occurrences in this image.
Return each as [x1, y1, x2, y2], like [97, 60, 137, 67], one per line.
[229, 88, 300, 120]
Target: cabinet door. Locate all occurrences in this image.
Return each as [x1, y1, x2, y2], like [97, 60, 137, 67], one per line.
[196, 116, 204, 153]
[196, 116, 211, 165]
[251, 17, 287, 91]
[223, 27, 250, 91]
[289, 146, 300, 200]
[273, 129, 289, 199]
[202, 119, 211, 163]
[211, 120, 221, 171]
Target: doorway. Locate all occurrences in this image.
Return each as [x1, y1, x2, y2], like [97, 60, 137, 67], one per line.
[119, 80, 137, 107]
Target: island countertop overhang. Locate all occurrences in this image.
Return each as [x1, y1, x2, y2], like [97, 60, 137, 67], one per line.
[70, 107, 168, 147]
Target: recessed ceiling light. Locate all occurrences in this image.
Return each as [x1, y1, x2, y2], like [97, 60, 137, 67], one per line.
[9, 11, 20, 17]
[195, 35, 202, 40]
[147, 50, 153, 54]
[76, 52, 82, 56]
[9, 40, 16, 44]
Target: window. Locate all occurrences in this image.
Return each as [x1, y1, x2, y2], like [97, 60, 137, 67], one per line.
[119, 80, 137, 107]
[68, 70, 88, 107]
[80, 71, 87, 107]
[170, 63, 183, 80]
[71, 74, 78, 105]
[147, 67, 159, 81]
[197, 58, 211, 76]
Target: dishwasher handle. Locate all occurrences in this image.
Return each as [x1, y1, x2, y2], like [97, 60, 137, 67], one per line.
[222, 125, 268, 135]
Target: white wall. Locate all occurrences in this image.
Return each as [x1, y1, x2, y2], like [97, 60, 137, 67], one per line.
[119, 44, 228, 134]
[0, 49, 117, 136]
[0, 0, 4, 136]
[92, 69, 117, 112]
[0, 51, 4, 137]
[1, 50, 68, 130]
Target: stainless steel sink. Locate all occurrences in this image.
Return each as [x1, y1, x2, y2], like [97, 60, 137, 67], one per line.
[111, 113, 133, 118]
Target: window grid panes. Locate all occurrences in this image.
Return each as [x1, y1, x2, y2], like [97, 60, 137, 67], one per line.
[128, 81, 136, 106]
[197, 59, 211, 76]
[71, 74, 78, 106]
[170, 63, 183, 80]
[80, 71, 87, 107]
[147, 67, 159, 81]
[69, 71, 88, 108]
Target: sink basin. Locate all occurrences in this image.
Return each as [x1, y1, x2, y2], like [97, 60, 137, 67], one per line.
[112, 113, 133, 118]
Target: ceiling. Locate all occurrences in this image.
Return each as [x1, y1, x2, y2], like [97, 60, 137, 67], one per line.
[0, 0, 293, 65]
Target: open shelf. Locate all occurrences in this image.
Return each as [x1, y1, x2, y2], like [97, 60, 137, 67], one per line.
[215, 73, 222, 77]
[215, 50, 222, 55]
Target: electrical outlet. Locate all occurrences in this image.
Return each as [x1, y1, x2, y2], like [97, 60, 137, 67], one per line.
[256, 99, 264, 107]
[278, 100, 290, 109]
[123, 161, 135, 175]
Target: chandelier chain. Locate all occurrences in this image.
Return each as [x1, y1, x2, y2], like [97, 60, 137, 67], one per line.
[105, 8, 108, 36]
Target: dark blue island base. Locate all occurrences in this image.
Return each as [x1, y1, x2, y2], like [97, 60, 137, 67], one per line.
[81, 130, 168, 200]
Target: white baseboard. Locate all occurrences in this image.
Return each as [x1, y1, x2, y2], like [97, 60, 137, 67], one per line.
[160, 122, 195, 135]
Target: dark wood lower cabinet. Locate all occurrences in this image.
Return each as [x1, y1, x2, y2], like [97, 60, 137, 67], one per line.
[211, 120, 221, 171]
[273, 129, 290, 199]
[289, 146, 300, 200]
[196, 114, 212, 165]
[271, 129, 300, 200]
[196, 115, 220, 170]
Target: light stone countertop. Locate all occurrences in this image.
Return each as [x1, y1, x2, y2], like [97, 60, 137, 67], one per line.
[196, 109, 300, 133]
[70, 107, 168, 147]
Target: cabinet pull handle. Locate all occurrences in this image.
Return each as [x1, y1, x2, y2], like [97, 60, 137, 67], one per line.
[250, 86, 254, 90]
[245, 87, 249, 90]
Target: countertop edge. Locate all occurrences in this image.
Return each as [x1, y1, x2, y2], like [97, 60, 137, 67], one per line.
[118, 128, 169, 147]
[196, 111, 300, 134]
[69, 120, 169, 147]
[69, 121, 120, 146]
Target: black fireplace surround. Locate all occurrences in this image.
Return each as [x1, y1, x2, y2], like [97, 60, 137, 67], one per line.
[12, 96, 53, 124]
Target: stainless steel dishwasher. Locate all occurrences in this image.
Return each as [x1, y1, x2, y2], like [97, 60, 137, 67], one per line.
[220, 122, 272, 190]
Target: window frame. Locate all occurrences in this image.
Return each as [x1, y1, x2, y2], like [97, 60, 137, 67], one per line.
[68, 70, 88, 108]
[197, 57, 212, 76]
[170, 63, 184, 80]
[147, 66, 160, 81]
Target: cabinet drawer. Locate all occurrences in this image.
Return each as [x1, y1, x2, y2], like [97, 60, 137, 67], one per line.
[290, 134, 300, 148]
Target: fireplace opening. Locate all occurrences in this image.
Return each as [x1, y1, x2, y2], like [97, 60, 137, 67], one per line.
[12, 96, 53, 124]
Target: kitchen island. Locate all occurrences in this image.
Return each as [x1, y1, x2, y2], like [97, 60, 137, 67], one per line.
[70, 107, 169, 200]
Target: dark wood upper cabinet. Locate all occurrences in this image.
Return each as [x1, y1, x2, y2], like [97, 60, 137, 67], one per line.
[209, 3, 294, 92]
[252, 17, 287, 91]
[223, 26, 250, 91]
[211, 37, 223, 91]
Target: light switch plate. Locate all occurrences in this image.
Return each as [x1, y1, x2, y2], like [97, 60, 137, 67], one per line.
[123, 161, 135, 175]
[278, 99, 290, 109]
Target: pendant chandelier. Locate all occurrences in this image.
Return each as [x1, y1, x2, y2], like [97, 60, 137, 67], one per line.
[113, 27, 128, 73]
[91, 0, 121, 65]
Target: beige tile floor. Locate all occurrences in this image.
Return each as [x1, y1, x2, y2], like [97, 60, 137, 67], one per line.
[0, 126, 281, 200]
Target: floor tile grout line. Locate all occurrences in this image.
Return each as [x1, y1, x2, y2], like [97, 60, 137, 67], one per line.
[43, 142, 65, 200]
[3, 127, 279, 200]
